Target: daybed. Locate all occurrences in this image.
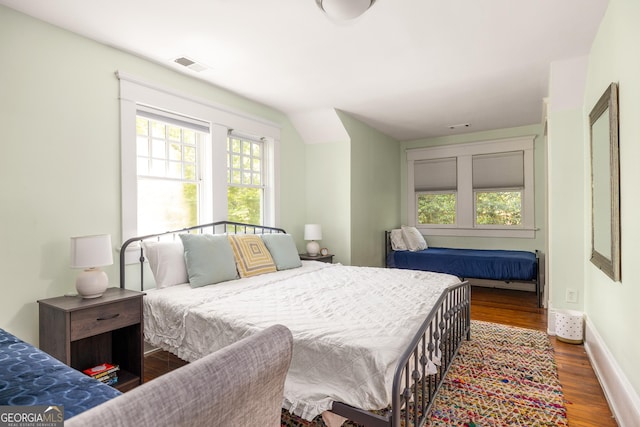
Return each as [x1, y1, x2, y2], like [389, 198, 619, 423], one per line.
[1, 324, 293, 426]
[385, 229, 541, 307]
[119, 221, 471, 427]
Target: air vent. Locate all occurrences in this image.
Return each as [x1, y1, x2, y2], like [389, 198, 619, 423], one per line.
[173, 56, 208, 72]
[448, 123, 470, 130]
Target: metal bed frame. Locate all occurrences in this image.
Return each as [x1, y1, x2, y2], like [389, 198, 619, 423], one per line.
[384, 230, 542, 308]
[120, 221, 471, 427]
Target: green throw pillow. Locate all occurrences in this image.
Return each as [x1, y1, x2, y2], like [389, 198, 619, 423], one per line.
[260, 234, 302, 271]
[179, 234, 238, 287]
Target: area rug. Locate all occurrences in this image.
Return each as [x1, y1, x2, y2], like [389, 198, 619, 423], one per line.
[281, 320, 567, 427]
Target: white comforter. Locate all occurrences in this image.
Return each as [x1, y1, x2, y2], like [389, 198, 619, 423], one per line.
[143, 262, 460, 420]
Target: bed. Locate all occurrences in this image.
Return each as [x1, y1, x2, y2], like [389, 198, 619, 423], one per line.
[119, 221, 471, 427]
[0, 328, 121, 419]
[385, 230, 541, 307]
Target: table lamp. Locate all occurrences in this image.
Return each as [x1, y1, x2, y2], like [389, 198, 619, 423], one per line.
[304, 224, 322, 256]
[70, 234, 113, 298]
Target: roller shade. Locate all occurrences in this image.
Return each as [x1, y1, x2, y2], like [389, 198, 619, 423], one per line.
[414, 157, 457, 191]
[472, 151, 523, 189]
[137, 106, 210, 134]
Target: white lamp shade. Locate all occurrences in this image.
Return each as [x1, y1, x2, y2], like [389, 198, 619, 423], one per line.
[304, 224, 322, 241]
[317, 0, 375, 20]
[70, 234, 113, 269]
[70, 234, 113, 298]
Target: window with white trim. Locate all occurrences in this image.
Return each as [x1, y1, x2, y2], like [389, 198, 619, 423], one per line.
[118, 71, 281, 248]
[227, 133, 265, 225]
[414, 157, 457, 226]
[472, 151, 524, 227]
[406, 136, 536, 238]
[135, 109, 208, 236]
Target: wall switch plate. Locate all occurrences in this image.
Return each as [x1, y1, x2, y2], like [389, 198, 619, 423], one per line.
[566, 289, 578, 303]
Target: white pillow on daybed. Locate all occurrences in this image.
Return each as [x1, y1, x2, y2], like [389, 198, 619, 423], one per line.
[401, 225, 428, 252]
[142, 240, 188, 288]
[390, 229, 408, 251]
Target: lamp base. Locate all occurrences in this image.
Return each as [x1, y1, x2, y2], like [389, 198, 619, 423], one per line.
[76, 269, 108, 298]
[306, 241, 320, 257]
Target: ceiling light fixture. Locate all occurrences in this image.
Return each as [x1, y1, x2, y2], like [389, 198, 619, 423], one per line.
[316, 0, 376, 21]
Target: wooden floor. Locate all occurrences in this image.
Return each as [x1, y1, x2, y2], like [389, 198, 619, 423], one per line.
[471, 286, 617, 427]
[143, 286, 618, 426]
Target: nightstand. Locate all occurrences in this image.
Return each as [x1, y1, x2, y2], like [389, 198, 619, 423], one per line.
[299, 253, 334, 263]
[38, 288, 145, 392]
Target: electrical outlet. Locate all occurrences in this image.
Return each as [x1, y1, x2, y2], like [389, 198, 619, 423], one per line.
[565, 289, 578, 303]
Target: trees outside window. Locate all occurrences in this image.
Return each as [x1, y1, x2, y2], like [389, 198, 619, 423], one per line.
[227, 135, 264, 225]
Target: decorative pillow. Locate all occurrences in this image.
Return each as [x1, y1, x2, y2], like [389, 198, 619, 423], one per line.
[179, 234, 239, 288]
[260, 234, 302, 270]
[401, 225, 428, 252]
[228, 234, 277, 278]
[142, 240, 188, 288]
[390, 229, 408, 251]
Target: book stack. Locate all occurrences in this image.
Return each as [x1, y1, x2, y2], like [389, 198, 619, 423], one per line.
[83, 363, 120, 386]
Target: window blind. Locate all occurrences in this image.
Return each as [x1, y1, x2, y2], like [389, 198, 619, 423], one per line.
[414, 157, 457, 191]
[136, 106, 210, 134]
[472, 151, 524, 189]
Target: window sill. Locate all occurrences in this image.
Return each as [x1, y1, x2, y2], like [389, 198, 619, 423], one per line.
[416, 226, 537, 238]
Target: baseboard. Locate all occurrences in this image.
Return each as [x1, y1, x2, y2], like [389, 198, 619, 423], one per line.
[144, 341, 160, 356]
[584, 317, 640, 427]
[468, 278, 535, 293]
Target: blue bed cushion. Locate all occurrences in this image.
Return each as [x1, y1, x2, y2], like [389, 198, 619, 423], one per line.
[0, 328, 121, 419]
[390, 247, 537, 281]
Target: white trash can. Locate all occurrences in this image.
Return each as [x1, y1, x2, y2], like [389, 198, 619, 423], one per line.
[555, 310, 584, 344]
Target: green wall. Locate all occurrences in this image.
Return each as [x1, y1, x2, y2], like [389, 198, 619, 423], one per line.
[582, 0, 640, 398]
[339, 111, 401, 267]
[302, 112, 402, 267]
[546, 108, 585, 311]
[304, 141, 352, 265]
[399, 124, 546, 253]
[0, 6, 307, 345]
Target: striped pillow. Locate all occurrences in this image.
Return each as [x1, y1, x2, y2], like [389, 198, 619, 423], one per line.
[228, 234, 277, 278]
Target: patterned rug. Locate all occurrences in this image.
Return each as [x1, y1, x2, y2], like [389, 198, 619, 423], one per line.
[281, 320, 567, 427]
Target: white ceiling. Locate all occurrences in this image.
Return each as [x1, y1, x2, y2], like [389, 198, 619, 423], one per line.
[2, 0, 608, 141]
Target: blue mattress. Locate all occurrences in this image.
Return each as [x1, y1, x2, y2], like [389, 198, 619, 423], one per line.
[388, 247, 537, 281]
[0, 328, 121, 419]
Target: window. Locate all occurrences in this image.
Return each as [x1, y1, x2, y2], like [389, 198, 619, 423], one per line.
[414, 158, 457, 225]
[472, 151, 524, 227]
[417, 192, 456, 225]
[406, 136, 535, 238]
[135, 110, 208, 236]
[227, 134, 265, 225]
[118, 71, 281, 251]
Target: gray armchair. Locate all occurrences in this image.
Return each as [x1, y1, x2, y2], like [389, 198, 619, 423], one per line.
[67, 324, 293, 427]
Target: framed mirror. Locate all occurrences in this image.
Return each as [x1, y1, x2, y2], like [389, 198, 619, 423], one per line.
[589, 82, 620, 281]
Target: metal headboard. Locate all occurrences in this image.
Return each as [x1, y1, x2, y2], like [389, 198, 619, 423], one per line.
[119, 221, 286, 290]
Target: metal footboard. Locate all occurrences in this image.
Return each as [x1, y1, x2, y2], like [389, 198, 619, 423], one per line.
[331, 280, 471, 427]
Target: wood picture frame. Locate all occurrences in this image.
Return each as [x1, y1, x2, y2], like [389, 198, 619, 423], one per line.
[589, 82, 621, 281]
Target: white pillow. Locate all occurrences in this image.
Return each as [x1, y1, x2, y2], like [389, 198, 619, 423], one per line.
[401, 226, 428, 252]
[390, 229, 408, 251]
[142, 240, 188, 288]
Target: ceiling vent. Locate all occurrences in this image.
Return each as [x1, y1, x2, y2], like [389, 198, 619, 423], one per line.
[448, 123, 470, 130]
[173, 56, 208, 72]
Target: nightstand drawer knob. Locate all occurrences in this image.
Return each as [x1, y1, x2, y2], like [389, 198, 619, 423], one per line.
[97, 313, 120, 321]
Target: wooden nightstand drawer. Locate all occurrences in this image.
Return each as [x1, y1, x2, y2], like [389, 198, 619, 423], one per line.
[70, 298, 140, 341]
